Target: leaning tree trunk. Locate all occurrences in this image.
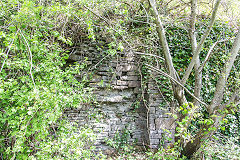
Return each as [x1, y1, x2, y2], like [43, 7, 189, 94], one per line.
[182, 29, 240, 158]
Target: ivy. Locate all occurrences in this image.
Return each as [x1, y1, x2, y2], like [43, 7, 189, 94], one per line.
[0, 0, 98, 159]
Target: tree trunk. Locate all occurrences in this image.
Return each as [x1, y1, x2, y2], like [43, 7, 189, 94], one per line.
[182, 29, 240, 158]
[181, 123, 216, 159]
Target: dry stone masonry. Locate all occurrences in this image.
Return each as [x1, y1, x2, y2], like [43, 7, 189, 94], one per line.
[64, 40, 174, 151]
[147, 75, 175, 148]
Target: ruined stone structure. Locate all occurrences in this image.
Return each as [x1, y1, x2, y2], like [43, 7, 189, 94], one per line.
[64, 40, 174, 151]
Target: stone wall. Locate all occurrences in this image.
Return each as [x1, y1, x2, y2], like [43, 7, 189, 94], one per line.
[147, 76, 175, 149]
[64, 40, 174, 151]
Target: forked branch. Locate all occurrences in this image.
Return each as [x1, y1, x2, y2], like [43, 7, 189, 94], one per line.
[182, 0, 222, 85]
[209, 30, 240, 113]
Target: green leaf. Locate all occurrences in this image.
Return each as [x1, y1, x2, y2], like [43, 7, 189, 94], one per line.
[8, 25, 16, 32]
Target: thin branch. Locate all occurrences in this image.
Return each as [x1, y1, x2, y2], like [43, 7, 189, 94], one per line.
[210, 29, 240, 113]
[148, 0, 178, 80]
[218, 89, 240, 111]
[167, 2, 191, 13]
[199, 38, 234, 73]
[135, 0, 150, 23]
[88, 54, 110, 71]
[182, 0, 222, 85]
[19, 29, 36, 88]
[189, 0, 197, 52]
[0, 29, 19, 73]
[83, 5, 110, 26]
[145, 64, 208, 106]
[83, 5, 130, 46]
[134, 51, 165, 60]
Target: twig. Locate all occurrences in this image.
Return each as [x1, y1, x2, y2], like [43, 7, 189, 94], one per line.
[83, 5, 130, 46]
[199, 38, 234, 73]
[19, 29, 36, 89]
[135, 0, 150, 23]
[134, 51, 165, 60]
[181, 0, 222, 85]
[145, 64, 208, 106]
[0, 29, 19, 73]
[88, 54, 110, 71]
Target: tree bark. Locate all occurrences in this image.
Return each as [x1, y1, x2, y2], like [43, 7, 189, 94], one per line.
[148, 0, 187, 106]
[182, 29, 240, 158]
[148, 0, 240, 158]
[181, 123, 217, 159]
[189, 0, 203, 106]
[181, 0, 222, 85]
[209, 30, 240, 113]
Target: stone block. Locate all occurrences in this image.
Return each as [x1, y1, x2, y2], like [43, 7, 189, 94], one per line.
[93, 128, 103, 133]
[120, 76, 128, 80]
[149, 145, 158, 149]
[113, 86, 128, 90]
[116, 66, 123, 72]
[97, 132, 109, 138]
[109, 62, 117, 67]
[97, 72, 111, 76]
[148, 115, 155, 121]
[133, 134, 141, 139]
[89, 82, 109, 88]
[90, 75, 102, 82]
[149, 93, 163, 99]
[150, 139, 160, 145]
[128, 81, 141, 88]
[111, 80, 117, 85]
[121, 76, 139, 81]
[98, 66, 110, 72]
[127, 71, 138, 76]
[149, 102, 161, 107]
[117, 80, 128, 86]
[149, 124, 155, 130]
[150, 130, 158, 135]
[148, 89, 160, 94]
[111, 125, 124, 131]
[122, 65, 137, 71]
[99, 95, 123, 103]
[93, 123, 109, 128]
[150, 133, 161, 139]
[88, 47, 96, 52]
[133, 87, 141, 93]
[155, 118, 175, 130]
[68, 54, 81, 61]
[149, 107, 155, 114]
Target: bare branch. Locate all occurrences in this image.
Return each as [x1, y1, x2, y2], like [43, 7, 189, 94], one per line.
[134, 51, 165, 60]
[218, 89, 240, 111]
[19, 29, 36, 89]
[148, 0, 178, 80]
[199, 38, 234, 73]
[189, 0, 203, 106]
[167, 2, 191, 13]
[182, 0, 222, 85]
[210, 30, 240, 113]
[145, 64, 208, 106]
[82, 5, 130, 46]
[0, 29, 19, 73]
[189, 0, 197, 52]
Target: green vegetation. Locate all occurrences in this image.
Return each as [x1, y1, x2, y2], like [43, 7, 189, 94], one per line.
[0, 0, 239, 159]
[0, 0, 98, 159]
